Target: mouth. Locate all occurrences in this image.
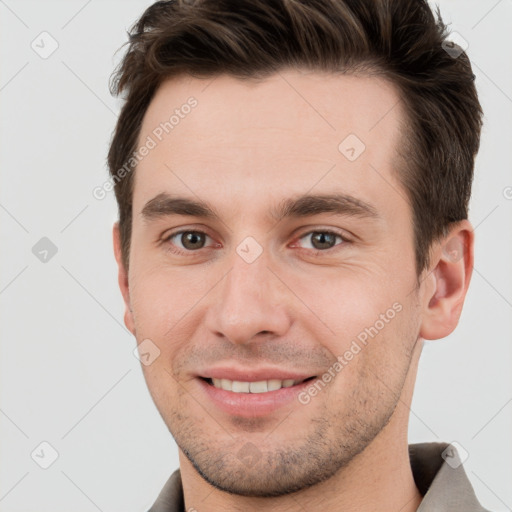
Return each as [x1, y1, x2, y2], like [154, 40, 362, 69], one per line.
[199, 376, 317, 393]
[195, 367, 321, 417]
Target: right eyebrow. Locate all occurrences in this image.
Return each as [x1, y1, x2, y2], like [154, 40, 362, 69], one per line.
[140, 193, 221, 222]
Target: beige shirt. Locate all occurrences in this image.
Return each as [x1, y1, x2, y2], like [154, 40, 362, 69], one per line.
[147, 442, 491, 512]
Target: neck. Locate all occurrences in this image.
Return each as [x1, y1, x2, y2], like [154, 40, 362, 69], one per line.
[180, 340, 424, 512]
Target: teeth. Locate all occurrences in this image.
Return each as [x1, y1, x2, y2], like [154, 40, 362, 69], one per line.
[209, 378, 302, 393]
[232, 381, 250, 393]
[220, 378, 232, 391]
[249, 381, 267, 393]
[268, 379, 283, 391]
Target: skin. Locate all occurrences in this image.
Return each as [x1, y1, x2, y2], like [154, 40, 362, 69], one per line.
[113, 69, 474, 512]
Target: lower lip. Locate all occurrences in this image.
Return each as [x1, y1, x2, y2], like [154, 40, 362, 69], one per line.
[197, 378, 315, 418]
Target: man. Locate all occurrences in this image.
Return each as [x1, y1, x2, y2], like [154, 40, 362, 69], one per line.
[108, 0, 488, 510]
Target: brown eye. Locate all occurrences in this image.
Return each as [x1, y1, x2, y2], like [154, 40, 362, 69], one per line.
[165, 230, 213, 252]
[179, 231, 206, 250]
[310, 232, 337, 249]
[297, 231, 344, 250]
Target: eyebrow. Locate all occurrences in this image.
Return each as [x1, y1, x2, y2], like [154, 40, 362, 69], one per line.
[140, 192, 379, 223]
[141, 193, 221, 221]
[270, 193, 379, 221]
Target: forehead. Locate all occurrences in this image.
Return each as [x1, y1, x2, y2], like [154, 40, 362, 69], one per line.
[133, 70, 406, 215]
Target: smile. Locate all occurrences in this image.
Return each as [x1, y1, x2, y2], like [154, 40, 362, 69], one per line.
[197, 376, 318, 417]
[204, 376, 315, 393]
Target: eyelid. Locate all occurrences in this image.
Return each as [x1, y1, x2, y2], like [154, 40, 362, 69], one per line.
[161, 224, 214, 241]
[291, 226, 352, 243]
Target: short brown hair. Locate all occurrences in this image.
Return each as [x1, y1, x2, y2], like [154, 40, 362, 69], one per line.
[108, 0, 483, 274]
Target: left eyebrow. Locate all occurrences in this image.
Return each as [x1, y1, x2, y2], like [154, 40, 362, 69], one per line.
[269, 193, 380, 222]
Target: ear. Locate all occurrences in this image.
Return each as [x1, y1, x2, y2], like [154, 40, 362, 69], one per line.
[419, 220, 474, 340]
[113, 222, 136, 335]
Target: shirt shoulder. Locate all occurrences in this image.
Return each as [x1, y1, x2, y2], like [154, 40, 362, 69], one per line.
[410, 442, 493, 512]
[147, 468, 183, 512]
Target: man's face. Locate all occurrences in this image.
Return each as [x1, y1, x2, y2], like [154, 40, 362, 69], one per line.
[118, 70, 431, 496]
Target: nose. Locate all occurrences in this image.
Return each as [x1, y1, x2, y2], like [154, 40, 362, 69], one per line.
[204, 250, 292, 345]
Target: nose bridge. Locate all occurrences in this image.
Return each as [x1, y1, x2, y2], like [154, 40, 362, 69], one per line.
[206, 247, 290, 344]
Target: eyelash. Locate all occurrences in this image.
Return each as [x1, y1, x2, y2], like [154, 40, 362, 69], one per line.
[162, 229, 349, 257]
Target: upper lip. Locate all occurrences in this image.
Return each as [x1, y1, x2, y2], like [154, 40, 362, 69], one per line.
[197, 367, 316, 382]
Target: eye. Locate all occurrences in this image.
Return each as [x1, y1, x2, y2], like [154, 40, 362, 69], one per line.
[165, 230, 216, 252]
[295, 230, 345, 251]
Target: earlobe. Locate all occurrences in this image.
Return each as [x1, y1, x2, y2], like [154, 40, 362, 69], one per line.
[419, 221, 474, 340]
[113, 222, 136, 335]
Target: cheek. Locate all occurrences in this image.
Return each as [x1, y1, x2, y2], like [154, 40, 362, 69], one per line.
[322, 300, 419, 406]
[288, 267, 403, 340]
[129, 263, 206, 337]
[288, 265, 417, 390]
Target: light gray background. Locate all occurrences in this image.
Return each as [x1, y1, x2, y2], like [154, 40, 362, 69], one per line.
[1, 1, 511, 511]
